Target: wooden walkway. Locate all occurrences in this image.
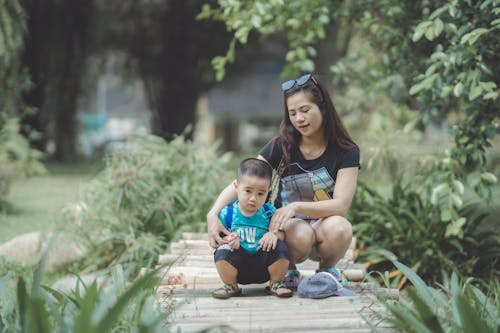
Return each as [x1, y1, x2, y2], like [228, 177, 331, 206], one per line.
[154, 233, 398, 332]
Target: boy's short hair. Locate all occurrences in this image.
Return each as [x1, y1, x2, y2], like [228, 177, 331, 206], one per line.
[237, 158, 273, 182]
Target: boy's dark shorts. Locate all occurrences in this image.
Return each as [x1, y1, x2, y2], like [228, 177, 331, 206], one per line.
[213, 240, 290, 284]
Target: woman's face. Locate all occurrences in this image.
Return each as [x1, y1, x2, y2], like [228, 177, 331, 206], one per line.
[286, 91, 324, 138]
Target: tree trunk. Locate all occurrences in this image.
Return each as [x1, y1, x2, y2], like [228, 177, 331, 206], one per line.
[21, 0, 48, 152]
[21, 0, 93, 161]
[146, 0, 200, 139]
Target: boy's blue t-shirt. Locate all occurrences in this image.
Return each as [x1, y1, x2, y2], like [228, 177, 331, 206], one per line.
[218, 201, 276, 254]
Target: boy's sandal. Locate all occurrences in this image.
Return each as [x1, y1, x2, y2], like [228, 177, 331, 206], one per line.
[212, 284, 242, 299]
[265, 281, 293, 298]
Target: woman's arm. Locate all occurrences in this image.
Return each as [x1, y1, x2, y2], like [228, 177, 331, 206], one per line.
[270, 167, 359, 230]
[206, 181, 238, 248]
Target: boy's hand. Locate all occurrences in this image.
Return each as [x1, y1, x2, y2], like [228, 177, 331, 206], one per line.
[259, 232, 277, 252]
[224, 233, 240, 249]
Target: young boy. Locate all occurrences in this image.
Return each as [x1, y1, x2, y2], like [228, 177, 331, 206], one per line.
[212, 158, 293, 299]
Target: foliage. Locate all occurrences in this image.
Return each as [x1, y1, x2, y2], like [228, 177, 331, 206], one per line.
[0, 0, 29, 124]
[350, 181, 499, 287]
[198, 0, 336, 80]
[0, 1, 46, 211]
[0, 119, 46, 212]
[0, 254, 168, 333]
[63, 134, 232, 271]
[371, 260, 499, 333]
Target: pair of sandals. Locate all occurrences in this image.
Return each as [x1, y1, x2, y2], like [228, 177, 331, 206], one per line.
[212, 281, 293, 299]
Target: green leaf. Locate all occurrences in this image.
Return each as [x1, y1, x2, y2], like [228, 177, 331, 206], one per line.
[413, 21, 432, 42]
[434, 19, 444, 37]
[453, 82, 464, 97]
[455, 294, 492, 332]
[483, 91, 498, 100]
[480, 172, 497, 184]
[460, 28, 489, 45]
[467, 172, 481, 187]
[250, 15, 262, 28]
[392, 261, 435, 306]
[445, 217, 466, 237]
[451, 193, 463, 208]
[452, 180, 464, 195]
[440, 209, 452, 222]
[407, 288, 444, 333]
[94, 268, 160, 333]
[17, 278, 29, 332]
[410, 74, 438, 95]
[431, 183, 449, 205]
[75, 282, 98, 333]
[403, 116, 421, 133]
[469, 85, 483, 101]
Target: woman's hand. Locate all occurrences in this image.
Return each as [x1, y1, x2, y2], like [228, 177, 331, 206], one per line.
[207, 212, 231, 248]
[259, 232, 278, 252]
[269, 203, 297, 232]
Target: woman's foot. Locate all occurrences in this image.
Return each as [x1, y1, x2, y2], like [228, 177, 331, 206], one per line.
[212, 283, 242, 299]
[285, 269, 301, 289]
[317, 267, 348, 286]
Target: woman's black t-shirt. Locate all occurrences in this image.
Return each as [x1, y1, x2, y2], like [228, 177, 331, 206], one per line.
[259, 138, 360, 214]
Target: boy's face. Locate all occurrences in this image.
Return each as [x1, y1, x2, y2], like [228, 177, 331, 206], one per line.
[234, 175, 270, 216]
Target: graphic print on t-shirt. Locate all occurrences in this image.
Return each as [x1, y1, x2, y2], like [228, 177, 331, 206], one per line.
[280, 166, 335, 210]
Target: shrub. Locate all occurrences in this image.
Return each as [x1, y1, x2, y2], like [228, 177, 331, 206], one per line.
[371, 260, 499, 333]
[63, 134, 232, 271]
[0, 118, 46, 212]
[0, 259, 167, 333]
[350, 180, 499, 287]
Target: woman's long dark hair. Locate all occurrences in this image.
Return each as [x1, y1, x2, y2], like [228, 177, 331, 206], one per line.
[278, 74, 357, 173]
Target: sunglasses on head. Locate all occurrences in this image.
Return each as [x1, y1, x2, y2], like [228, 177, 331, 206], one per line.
[281, 74, 314, 91]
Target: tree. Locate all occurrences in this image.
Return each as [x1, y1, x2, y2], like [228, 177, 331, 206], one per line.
[21, 0, 94, 161]
[201, 0, 499, 237]
[17, 0, 246, 160]
[94, 0, 234, 140]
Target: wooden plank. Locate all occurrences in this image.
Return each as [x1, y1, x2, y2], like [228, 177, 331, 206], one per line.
[157, 282, 398, 300]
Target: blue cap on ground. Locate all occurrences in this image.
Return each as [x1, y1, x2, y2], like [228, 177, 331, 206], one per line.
[298, 272, 356, 298]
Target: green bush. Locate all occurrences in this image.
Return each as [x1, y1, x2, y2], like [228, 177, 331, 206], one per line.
[0, 118, 46, 211]
[0, 261, 166, 333]
[371, 260, 499, 333]
[64, 134, 232, 271]
[350, 180, 499, 287]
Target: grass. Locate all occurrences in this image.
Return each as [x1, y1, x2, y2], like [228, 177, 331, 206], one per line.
[0, 161, 102, 244]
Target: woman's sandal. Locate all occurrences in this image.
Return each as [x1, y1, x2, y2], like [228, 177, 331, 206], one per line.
[211, 283, 242, 299]
[265, 281, 293, 298]
[317, 267, 348, 286]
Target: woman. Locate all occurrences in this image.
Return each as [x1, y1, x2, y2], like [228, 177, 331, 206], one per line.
[207, 74, 360, 288]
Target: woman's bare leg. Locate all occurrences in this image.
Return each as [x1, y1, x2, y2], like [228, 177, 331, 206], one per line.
[312, 215, 353, 268]
[283, 218, 315, 267]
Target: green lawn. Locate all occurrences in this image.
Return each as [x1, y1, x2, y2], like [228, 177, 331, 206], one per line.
[0, 162, 101, 244]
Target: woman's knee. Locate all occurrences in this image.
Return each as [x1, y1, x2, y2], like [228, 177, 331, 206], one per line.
[285, 220, 315, 246]
[283, 220, 315, 260]
[316, 216, 352, 241]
